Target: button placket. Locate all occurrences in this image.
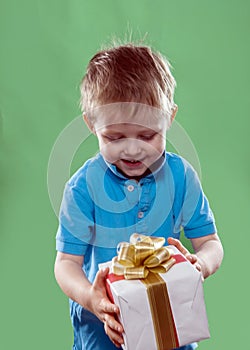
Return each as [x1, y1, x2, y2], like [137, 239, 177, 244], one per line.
[138, 181, 150, 218]
[124, 180, 139, 205]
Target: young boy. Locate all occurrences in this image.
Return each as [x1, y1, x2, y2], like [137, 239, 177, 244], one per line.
[54, 43, 223, 350]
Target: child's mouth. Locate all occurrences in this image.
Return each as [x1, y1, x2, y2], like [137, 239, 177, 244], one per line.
[121, 159, 143, 168]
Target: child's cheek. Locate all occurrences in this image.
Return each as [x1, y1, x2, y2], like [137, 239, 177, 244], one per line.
[100, 143, 119, 163]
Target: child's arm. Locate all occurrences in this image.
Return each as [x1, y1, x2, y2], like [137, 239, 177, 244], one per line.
[54, 252, 124, 348]
[168, 233, 223, 279]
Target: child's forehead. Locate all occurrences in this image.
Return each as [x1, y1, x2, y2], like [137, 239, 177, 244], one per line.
[90, 102, 170, 131]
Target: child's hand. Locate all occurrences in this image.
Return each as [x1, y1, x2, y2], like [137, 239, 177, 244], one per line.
[89, 267, 124, 348]
[167, 237, 202, 274]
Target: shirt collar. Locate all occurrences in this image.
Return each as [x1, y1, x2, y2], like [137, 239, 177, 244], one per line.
[99, 151, 167, 182]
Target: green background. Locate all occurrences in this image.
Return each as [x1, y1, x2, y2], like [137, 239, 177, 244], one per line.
[0, 0, 249, 348]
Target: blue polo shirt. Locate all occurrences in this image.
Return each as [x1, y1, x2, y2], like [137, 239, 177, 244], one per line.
[56, 151, 216, 350]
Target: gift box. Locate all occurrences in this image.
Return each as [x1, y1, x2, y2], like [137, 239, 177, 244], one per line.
[99, 234, 210, 350]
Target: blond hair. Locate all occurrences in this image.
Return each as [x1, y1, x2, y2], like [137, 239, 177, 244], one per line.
[80, 43, 176, 119]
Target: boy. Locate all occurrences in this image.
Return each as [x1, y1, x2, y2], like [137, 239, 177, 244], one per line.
[54, 43, 223, 350]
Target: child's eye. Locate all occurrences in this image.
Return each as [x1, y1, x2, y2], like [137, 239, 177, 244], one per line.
[103, 135, 123, 141]
[139, 134, 156, 141]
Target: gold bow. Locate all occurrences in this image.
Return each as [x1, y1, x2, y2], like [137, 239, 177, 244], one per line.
[111, 233, 176, 279]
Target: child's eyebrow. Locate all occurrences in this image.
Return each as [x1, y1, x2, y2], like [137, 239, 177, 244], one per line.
[100, 125, 161, 134]
[102, 130, 123, 135]
[138, 128, 160, 134]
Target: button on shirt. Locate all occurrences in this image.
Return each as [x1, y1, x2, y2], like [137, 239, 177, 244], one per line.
[127, 184, 134, 192]
[138, 211, 144, 218]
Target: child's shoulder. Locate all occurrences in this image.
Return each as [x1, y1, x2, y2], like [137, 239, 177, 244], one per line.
[166, 152, 193, 172]
[165, 152, 199, 182]
[68, 153, 103, 187]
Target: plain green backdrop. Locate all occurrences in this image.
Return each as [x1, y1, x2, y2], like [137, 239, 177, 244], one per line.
[0, 0, 249, 349]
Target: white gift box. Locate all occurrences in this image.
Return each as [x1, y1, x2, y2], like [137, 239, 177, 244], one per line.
[100, 245, 210, 350]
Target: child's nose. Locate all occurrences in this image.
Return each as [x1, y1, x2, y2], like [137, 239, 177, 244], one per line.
[123, 139, 142, 157]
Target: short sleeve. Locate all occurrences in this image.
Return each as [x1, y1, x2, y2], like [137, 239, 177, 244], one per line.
[56, 174, 95, 255]
[174, 158, 217, 238]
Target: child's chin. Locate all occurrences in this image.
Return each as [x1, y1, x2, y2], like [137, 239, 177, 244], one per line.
[123, 168, 147, 178]
[125, 171, 143, 177]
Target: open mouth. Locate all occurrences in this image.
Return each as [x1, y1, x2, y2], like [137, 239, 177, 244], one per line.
[121, 159, 143, 167]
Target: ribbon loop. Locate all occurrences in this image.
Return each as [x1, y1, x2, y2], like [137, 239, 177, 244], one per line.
[144, 247, 172, 267]
[112, 234, 175, 279]
[117, 242, 135, 267]
[125, 266, 149, 280]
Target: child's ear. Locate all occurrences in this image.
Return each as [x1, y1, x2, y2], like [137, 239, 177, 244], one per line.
[83, 113, 96, 134]
[170, 104, 178, 123]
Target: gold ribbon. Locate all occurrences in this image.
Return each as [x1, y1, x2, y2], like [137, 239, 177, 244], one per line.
[111, 233, 176, 279]
[141, 273, 178, 349]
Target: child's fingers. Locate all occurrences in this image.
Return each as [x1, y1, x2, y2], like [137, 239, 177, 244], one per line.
[103, 313, 123, 334]
[194, 262, 204, 281]
[185, 256, 204, 280]
[194, 262, 202, 272]
[168, 238, 203, 275]
[101, 298, 119, 315]
[92, 268, 110, 293]
[91, 269, 121, 322]
[94, 297, 120, 326]
[103, 315, 124, 347]
[167, 237, 190, 256]
[104, 323, 123, 348]
[95, 267, 109, 284]
[186, 254, 197, 264]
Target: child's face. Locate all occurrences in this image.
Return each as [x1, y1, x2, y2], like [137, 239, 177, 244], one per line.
[93, 107, 169, 178]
